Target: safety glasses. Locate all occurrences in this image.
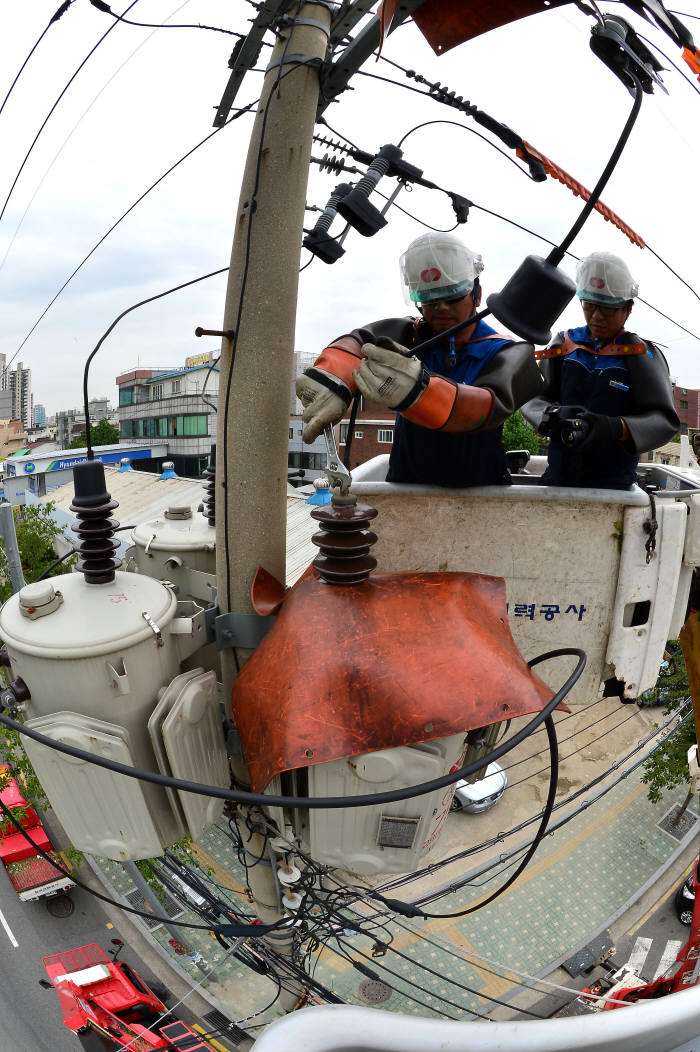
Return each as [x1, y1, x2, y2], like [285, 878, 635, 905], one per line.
[581, 300, 625, 319]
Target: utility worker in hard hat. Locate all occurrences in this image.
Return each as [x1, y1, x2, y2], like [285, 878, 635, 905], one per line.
[296, 233, 544, 488]
[522, 251, 679, 490]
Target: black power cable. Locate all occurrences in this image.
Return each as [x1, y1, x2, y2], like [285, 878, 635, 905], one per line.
[81, 266, 228, 457]
[87, 0, 245, 38]
[548, 72, 643, 265]
[0, 795, 290, 937]
[0, 647, 585, 810]
[0, 0, 143, 225]
[372, 711, 558, 921]
[0, 1, 75, 121]
[9, 100, 256, 371]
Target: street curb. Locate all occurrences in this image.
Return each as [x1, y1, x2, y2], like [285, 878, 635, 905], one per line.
[490, 811, 699, 1016]
[82, 853, 254, 1050]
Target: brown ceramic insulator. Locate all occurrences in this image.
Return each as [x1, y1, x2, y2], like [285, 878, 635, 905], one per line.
[201, 444, 216, 526]
[310, 501, 378, 585]
[69, 460, 122, 584]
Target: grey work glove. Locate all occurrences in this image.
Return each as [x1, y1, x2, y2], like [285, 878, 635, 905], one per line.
[354, 339, 426, 410]
[296, 369, 350, 443]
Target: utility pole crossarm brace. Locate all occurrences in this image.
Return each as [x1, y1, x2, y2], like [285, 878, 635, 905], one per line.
[318, 0, 427, 115]
[213, 0, 297, 127]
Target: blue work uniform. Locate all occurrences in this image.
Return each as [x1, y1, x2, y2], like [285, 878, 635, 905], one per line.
[351, 318, 525, 488]
[524, 325, 679, 490]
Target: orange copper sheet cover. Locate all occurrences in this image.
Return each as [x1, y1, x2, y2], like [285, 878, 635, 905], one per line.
[232, 569, 555, 792]
[379, 0, 569, 55]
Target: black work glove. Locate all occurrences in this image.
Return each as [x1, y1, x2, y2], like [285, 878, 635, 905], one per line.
[539, 404, 586, 437]
[574, 411, 623, 450]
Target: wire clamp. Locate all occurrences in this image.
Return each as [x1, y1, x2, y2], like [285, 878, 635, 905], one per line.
[266, 54, 324, 73]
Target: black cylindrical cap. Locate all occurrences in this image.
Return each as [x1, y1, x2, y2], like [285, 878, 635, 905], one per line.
[487, 255, 576, 345]
[71, 459, 111, 507]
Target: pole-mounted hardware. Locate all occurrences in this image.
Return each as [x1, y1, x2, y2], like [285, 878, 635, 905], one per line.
[195, 326, 234, 339]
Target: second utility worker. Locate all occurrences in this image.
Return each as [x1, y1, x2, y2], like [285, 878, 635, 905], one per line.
[296, 233, 544, 488]
[522, 251, 679, 489]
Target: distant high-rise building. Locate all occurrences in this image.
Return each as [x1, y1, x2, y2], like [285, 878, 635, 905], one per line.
[33, 403, 46, 428]
[9, 361, 32, 431]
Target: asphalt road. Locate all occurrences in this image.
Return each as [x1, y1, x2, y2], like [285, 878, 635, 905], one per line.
[0, 865, 128, 1051]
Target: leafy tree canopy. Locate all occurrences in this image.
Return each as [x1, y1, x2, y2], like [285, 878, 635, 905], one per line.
[0, 502, 76, 603]
[69, 418, 119, 448]
[641, 641, 696, 803]
[501, 410, 541, 455]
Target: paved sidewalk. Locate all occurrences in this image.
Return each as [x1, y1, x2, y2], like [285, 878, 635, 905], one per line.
[87, 758, 698, 1028]
[307, 769, 698, 1017]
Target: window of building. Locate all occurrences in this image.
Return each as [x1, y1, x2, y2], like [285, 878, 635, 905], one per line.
[288, 451, 301, 468]
[119, 387, 135, 406]
[378, 429, 394, 443]
[680, 399, 688, 409]
[289, 427, 294, 439]
[354, 431, 363, 439]
[151, 384, 164, 400]
[339, 423, 348, 444]
[681, 423, 688, 432]
[301, 452, 325, 470]
[120, 420, 134, 438]
[171, 380, 181, 394]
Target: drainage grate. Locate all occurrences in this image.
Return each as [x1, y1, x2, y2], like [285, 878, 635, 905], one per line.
[358, 979, 392, 1004]
[657, 803, 698, 842]
[124, 888, 184, 930]
[202, 1010, 249, 1046]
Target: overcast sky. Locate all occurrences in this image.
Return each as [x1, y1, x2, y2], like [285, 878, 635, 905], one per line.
[1, 0, 699, 417]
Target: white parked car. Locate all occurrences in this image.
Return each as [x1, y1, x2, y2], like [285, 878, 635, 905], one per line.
[450, 762, 507, 814]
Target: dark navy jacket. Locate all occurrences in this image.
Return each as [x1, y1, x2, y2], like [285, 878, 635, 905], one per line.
[522, 325, 679, 490]
[350, 317, 540, 488]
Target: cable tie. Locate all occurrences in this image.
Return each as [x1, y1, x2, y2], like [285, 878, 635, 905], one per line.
[266, 53, 323, 72]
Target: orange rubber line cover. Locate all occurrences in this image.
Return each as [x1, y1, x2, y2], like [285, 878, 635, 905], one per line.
[518, 142, 646, 248]
[232, 568, 558, 792]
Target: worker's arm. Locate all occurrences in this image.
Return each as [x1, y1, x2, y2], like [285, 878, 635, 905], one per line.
[521, 344, 563, 434]
[622, 343, 680, 453]
[355, 338, 544, 433]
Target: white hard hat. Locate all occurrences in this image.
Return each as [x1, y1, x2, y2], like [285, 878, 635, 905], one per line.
[400, 233, 484, 305]
[576, 251, 638, 305]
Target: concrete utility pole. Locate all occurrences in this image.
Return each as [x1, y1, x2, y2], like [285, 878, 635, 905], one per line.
[215, 1, 332, 1015]
[216, 2, 331, 683]
[0, 504, 26, 593]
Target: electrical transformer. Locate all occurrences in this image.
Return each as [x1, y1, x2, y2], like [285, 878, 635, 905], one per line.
[0, 461, 228, 861]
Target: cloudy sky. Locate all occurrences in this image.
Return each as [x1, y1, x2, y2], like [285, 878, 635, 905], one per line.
[1, 0, 699, 417]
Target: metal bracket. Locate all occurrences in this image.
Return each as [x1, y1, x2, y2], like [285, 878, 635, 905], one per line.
[206, 607, 276, 651]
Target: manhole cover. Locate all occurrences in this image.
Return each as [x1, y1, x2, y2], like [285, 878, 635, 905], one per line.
[658, 803, 698, 842]
[46, 894, 75, 918]
[358, 979, 392, 1004]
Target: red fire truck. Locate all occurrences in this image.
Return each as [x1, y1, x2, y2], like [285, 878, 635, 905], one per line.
[42, 943, 217, 1051]
[0, 765, 74, 902]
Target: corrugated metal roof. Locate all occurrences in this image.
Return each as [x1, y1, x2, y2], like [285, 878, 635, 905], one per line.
[42, 468, 317, 587]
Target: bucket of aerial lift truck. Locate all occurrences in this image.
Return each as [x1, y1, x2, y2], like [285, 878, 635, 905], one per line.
[231, 557, 561, 875]
[348, 454, 700, 706]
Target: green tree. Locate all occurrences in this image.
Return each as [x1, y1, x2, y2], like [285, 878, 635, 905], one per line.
[641, 642, 696, 802]
[501, 410, 541, 455]
[0, 502, 76, 603]
[69, 418, 119, 448]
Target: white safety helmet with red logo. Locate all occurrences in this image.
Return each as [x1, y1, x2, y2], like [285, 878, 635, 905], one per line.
[400, 233, 484, 305]
[575, 251, 639, 306]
